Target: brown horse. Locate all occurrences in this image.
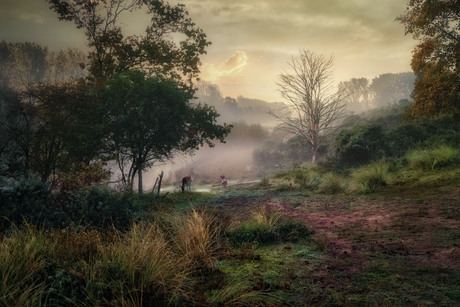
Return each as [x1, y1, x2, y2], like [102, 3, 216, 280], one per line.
[181, 176, 191, 192]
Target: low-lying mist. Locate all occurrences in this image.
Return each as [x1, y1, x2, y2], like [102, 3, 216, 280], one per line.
[143, 140, 264, 192]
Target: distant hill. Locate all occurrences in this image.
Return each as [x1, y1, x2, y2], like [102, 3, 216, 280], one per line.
[193, 82, 284, 126]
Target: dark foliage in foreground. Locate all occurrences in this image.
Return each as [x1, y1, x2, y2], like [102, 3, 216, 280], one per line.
[0, 179, 153, 232]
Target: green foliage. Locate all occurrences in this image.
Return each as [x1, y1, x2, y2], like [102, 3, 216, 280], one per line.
[329, 111, 459, 168]
[0, 177, 50, 232]
[59, 186, 136, 230]
[48, 0, 210, 85]
[352, 160, 390, 193]
[334, 124, 387, 167]
[0, 180, 154, 232]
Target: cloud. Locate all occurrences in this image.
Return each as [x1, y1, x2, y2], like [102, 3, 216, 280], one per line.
[223, 51, 248, 73]
[19, 13, 45, 24]
[201, 50, 248, 81]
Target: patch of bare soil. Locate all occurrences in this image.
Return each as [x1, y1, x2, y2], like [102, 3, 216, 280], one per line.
[217, 185, 460, 290]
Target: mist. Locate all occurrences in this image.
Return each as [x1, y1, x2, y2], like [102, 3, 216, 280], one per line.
[139, 73, 416, 192]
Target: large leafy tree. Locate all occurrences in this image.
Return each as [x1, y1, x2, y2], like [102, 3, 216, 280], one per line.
[397, 0, 460, 117]
[47, 0, 232, 192]
[105, 70, 231, 193]
[47, 0, 210, 87]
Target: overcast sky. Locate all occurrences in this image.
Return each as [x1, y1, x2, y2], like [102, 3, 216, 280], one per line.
[0, 0, 416, 102]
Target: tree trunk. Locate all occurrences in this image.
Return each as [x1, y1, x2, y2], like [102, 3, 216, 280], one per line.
[157, 171, 164, 197]
[137, 160, 143, 194]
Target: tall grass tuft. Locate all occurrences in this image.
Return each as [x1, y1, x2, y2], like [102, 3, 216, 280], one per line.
[0, 224, 49, 306]
[430, 145, 459, 169]
[83, 223, 191, 306]
[407, 145, 459, 170]
[352, 160, 390, 193]
[319, 173, 347, 194]
[174, 208, 223, 270]
[252, 206, 281, 229]
[274, 167, 322, 190]
[406, 149, 434, 170]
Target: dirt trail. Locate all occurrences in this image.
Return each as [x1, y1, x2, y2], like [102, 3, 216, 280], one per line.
[217, 186, 460, 286]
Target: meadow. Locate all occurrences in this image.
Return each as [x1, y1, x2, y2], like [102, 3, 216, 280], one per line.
[1, 144, 460, 306]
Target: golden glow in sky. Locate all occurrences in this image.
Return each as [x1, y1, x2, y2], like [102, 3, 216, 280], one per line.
[0, 0, 416, 102]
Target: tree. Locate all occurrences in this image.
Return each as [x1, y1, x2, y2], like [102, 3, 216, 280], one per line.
[104, 70, 231, 193]
[338, 77, 370, 112]
[29, 81, 104, 181]
[271, 50, 348, 164]
[0, 42, 97, 181]
[47, 0, 210, 87]
[397, 0, 460, 117]
[48, 0, 231, 192]
[369, 72, 415, 107]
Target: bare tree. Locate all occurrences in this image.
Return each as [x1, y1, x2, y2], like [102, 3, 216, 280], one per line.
[271, 50, 348, 164]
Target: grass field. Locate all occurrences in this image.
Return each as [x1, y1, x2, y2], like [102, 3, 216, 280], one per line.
[2, 148, 460, 306]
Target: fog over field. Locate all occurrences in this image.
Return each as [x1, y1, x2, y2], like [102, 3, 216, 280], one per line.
[140, 72, 415, 192]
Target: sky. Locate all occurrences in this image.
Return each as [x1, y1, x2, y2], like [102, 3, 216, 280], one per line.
[0, 0, 417, 102]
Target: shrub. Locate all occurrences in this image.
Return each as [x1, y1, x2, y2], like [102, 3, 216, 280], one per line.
[59, 186, 136, 230]
[352, 160, 390, 193]
[333, 125, 387, 168]
[53, 162, 111, 192]
[386, 122, 428, 157]
[0, 177, 50, 232]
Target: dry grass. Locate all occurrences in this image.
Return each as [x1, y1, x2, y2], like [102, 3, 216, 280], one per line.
[174, 208, 223, 270]
[0, 224, 49, 306]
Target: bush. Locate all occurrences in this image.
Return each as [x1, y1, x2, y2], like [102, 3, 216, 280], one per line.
[333, 124, 387, 168]
[0, 177, 51, 232]
[386, 123, 428, 157]
[59, 186, 136, 230]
